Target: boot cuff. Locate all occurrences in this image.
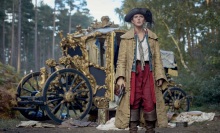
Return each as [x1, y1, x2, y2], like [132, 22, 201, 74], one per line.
[130, 109, 140, 121]
[144, 109, 157, 121]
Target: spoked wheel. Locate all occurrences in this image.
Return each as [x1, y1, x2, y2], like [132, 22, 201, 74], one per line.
[16, 72, 49, 121]
[43, 68, 93, 124]
[163, 87, 190, 113]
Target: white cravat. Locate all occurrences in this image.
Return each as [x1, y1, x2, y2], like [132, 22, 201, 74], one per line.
[136, 37, 149, 61]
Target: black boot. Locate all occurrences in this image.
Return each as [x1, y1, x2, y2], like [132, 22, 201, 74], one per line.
[144, 110, 157, 133]
[145, 121, 155, 133]
[129, 109, 139, 133]
[129, 121, 138, 133]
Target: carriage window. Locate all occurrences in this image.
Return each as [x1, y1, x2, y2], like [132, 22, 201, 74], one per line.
[86, 39, 99, 65]
[86, 38, 106, 67]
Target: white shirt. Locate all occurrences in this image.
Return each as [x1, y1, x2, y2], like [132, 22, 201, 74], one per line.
[136, 37, 149, 61]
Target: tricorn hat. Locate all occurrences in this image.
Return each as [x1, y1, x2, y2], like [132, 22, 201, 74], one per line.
[124, 8, 152, 23]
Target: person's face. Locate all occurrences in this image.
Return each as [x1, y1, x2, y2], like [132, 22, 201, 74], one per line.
[131, 14, 146, 27]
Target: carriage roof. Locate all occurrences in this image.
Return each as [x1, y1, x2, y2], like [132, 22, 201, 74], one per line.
[72, 16, 125, 39]
[160, 50, 177, 69]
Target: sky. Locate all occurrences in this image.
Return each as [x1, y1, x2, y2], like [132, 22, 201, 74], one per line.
[35, 0, 123, 25]
[86, 0, 122, 24]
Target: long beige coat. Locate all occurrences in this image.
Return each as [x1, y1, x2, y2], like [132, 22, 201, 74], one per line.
[115, 28, 168, 128]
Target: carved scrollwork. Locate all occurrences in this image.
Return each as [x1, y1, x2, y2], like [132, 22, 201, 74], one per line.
[69, 56, 97, 94]
[93, 96, 109, 109]
[91, 16, 119, 29]
[59, 56, 72, 66]
[39, 67, 48, 89]
[46, 59, 57, 67]
[104, 32, 115, 100]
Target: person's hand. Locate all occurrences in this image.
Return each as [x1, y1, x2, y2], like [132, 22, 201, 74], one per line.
[157, 79, 163, 87]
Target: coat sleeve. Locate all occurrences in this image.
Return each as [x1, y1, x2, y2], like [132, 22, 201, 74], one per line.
[154, 40, 167, 81]
[115, 39, 127, 81]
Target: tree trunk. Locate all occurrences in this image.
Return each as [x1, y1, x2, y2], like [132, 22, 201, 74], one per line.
[162, 20, 192, 74]
[68, 9, 72, 33]
[34, 0, 38, 71]
[10, 0, 16, 67]
[1, 18, 5, 64]
[0, 0, 6, 64]
[52, 3, 56, 59]
[17, 0, 21, 74]
[186, 20, 192, 56]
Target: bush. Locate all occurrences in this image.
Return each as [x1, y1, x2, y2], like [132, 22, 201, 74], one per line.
[197, 75, 220, 104]
[175, 67, 220, 107]
[0, 62, 20, 119]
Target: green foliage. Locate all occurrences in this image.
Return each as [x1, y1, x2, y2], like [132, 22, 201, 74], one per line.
[194, 75, 220, 105]
[0, 118, 20, 128]
[0, 62, 20, 85]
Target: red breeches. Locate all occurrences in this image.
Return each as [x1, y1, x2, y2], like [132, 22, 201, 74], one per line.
[130, 62, 156, 112]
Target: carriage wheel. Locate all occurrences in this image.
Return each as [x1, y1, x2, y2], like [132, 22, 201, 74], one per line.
[17, 72, 49, 121]
[163, 87, 190, 113]
[43, 68, 93, 124]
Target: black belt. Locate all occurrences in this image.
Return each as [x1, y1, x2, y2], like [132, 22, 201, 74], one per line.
[136, 60, 149, 65]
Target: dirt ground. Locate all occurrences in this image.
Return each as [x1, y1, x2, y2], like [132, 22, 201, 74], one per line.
[1, 115, 220, 133]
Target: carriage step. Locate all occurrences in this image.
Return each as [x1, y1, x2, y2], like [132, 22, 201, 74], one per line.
[17, 100, 44, 105]
[12, 107, 38, 111]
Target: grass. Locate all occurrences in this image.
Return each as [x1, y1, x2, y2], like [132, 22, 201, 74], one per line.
[0, 114, 27, 129]
[189, 104, 220, 113]
[0, 118, 21, 129]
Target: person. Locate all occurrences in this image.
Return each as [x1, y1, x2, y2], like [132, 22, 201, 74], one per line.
[114, 8, 168, 133]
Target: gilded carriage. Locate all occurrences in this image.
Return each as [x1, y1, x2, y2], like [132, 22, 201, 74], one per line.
[13, 16, 190, 124]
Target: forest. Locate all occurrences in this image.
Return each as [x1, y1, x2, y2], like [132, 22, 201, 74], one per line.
[0, 0, 220, 108]
[0, 0, 93, 74]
